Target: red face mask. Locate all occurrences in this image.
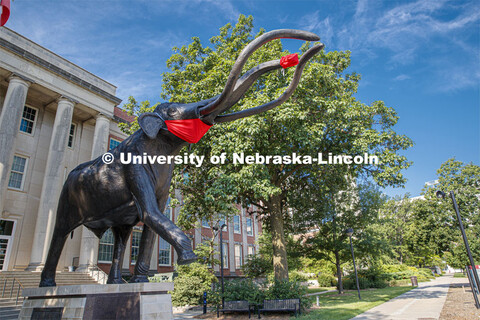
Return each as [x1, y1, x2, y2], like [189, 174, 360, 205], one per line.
[164, 118, 212, 143]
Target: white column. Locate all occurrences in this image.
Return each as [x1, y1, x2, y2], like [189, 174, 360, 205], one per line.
[253, 211, 259, 253]
[26, 97, 74, 271]
[241, 207, 248, 263]
[77, 113, 110, 272]
[227, 217, 235, 272]
[213, 232, 220, 272]
[0, 75, 31, 213]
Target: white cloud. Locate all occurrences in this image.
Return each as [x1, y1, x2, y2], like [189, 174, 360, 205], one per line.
[393, 74, 411, 81]
[299, 11, 334, 46]
[297, 0, 480, 91]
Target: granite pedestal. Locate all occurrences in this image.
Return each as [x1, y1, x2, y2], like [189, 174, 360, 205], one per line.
[19, 282, 174, 320]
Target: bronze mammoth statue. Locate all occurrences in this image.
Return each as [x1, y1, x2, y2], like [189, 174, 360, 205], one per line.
[40, 29, 324, 287]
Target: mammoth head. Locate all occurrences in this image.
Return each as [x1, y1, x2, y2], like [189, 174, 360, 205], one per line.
[139, 29, 324, 143]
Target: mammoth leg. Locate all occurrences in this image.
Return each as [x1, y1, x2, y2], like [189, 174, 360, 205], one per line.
[39, 226, 70, 287]
[127, 172, 196, 269]
[107, 225, 132, 284]
[40, 192, 79, 287]
[130, 225, 156, 283]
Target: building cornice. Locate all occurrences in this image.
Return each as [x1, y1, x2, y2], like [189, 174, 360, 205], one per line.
[0, 37, 122, 106]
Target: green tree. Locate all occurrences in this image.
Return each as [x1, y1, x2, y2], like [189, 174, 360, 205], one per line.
[377, 159, 479, 268]
[423, 159, 480, 267]
[377, 195, 413, 264]
[121, 15, 412, 280]
[298, 180, 388, 293]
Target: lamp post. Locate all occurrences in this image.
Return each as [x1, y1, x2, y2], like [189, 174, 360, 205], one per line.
[437, 190, 480, 309]
[213, 223, 227, 307]
[345, 228, 361, 300]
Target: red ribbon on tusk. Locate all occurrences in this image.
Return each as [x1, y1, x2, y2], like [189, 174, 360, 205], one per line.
[1, 0, 10, 26]
[280, 53, 299, 69]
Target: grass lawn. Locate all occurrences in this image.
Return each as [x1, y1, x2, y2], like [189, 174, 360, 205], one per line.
[306, 287, 336, 294]
[453, 272, 466, 278]
[298, 286, 413, 320]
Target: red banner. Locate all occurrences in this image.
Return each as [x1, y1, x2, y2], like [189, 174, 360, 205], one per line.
[1, 0, 10, 26]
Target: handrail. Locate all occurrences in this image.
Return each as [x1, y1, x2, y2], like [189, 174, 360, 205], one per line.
[88, 265, 108, 284]
[87, 265, 127, 284]
[0, 275, 25, 306]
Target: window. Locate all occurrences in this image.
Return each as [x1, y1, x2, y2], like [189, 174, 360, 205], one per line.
[98, 229, 114, 263]
[221, 242, 229, 269]
[159, 200, 172, 266]
[8, 155, 28, 190]
[246, 218, 253, 236]
[0, 220, 14, 236]
[247, 245, 255, 257]
[158, 237, 171, 266]
[234, 243, 242, 269]
[233, 215, 241, 233]
[19, 106, 37, 135]
[67, 124, 76, 148]
[164, 197, 171, 218]
[109, 138, 121, 151]
[130, 228, 142, 265]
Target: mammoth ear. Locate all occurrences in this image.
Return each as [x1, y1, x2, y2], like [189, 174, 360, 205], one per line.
[138, 112, 165, 139]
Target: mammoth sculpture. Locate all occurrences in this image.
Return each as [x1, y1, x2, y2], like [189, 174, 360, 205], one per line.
[39, 29, 324, 287]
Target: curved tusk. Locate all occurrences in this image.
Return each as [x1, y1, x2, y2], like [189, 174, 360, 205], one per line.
[198, 29, 320, 117]
[201, 59, 282, 124]
[214, 43, 324, 123]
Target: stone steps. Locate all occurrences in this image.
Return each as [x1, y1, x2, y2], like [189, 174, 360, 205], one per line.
[0, 271, 100, 318]
[0, 298, 22, 320]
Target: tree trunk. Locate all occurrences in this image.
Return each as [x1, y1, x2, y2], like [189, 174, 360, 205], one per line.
[332, 212, 343, 294]
[335, 248, 344, 294]
[270, 196, 288, 281]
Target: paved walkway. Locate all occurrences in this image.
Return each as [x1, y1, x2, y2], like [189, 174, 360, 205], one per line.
[173, 306, 206, 320]
[173, 309, 204, 320]
[352, 274, 461, 320]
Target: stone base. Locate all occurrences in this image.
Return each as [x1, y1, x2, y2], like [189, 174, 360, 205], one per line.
[19, 282, 174, 320]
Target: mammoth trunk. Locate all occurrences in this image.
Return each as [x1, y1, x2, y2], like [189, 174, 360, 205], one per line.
[270, 196, 289, 281]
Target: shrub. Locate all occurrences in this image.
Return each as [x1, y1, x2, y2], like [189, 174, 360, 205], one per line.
[177, 262, 218, 283]
[418, 268, 435, 278]
[380, 264, 410, 273]
[171, 262, 217, 307]
[213, 278, 311, 311]
[241, 255, 272, 279]
[216, 279, 265, 305]
[265, 279, 311, 310]
[343, 277, 371, 290]
[343, 265, 388, 289]
[289, 270, 309, 283]
[317, 273, 337, 287]
[172, 275, 211, 307]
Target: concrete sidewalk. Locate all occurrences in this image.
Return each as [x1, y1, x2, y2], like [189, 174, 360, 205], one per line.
[351, 274, 460, 320]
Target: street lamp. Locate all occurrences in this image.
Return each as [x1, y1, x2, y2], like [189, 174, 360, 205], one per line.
[437, 190, 480, 309]
[213, 222, 227, 307]
[345, 228, 361, 300]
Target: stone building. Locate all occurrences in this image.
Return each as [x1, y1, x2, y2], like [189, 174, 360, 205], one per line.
[0, 27, 261, 278]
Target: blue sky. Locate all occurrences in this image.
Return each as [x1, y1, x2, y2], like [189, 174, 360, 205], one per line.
[4, 0, 479, 198]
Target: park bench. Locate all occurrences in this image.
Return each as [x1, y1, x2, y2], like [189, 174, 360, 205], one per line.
[257, 298, 301, 318]
[217, 300, 253, 318]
